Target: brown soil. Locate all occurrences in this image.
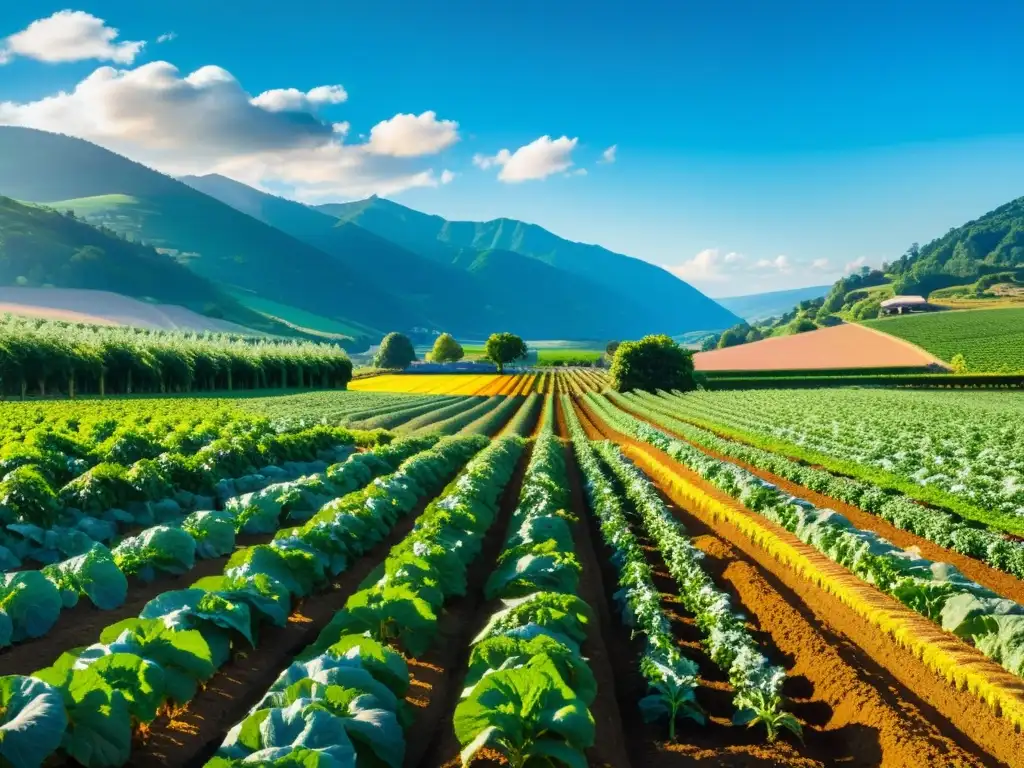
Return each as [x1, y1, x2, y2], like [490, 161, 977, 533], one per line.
[576, 396, 1018, 767]
[0, 533, 272, 677]
[692, 323, 942, 371]
[404, 445, 531, 767]
[614, 398, 1024, 604]
[128, 465, 474, 768]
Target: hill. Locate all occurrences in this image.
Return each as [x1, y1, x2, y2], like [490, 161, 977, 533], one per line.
[0, 287, 254, 333]
[0, 127, 418, 340]
[716, 284, 831, 322]
[862, 307, 1024, 372]
[317, 196, 741, 334]
[0, 196, 293, 333]
[183, 174, 716, 339]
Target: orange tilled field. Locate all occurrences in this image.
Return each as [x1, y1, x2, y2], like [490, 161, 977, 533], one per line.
[693, 322, 945, 371]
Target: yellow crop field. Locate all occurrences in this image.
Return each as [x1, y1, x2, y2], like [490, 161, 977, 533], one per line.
[349, 373, 524, 395]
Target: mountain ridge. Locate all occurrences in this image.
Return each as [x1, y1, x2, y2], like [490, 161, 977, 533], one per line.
[316, 196, 741, 333]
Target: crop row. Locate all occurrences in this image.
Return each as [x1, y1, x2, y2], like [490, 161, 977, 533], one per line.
[0, 435, 486, 767]
[582, 393, 1024, 724]
[564, 397, 799, 741]
[614, 390, 1024, 580]
[202, 433, 525, 766]
[0, 314, 354, 398]
[453, 429, 599, 766]
[658, 388, 1024, 531]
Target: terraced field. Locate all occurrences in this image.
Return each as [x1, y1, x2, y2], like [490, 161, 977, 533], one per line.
[0, 373, 1020, 768]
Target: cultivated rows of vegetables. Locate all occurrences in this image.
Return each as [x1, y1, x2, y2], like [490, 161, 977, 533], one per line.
[205, 433, 525, 766]
[658, 389, 1024, 534]
[582, 391, 1024, 723]
[613, 389, 1024, 579]
[563, 397, 800, 741]
[0, 432, 486, 766]
[452, 426, 599, 766]
[3, 375, 1024, 767]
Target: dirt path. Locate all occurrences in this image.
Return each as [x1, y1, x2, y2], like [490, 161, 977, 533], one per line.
[575, 396, 1018, 767]
[613, 397, 1024, 604]
[404, 445, 531, 767]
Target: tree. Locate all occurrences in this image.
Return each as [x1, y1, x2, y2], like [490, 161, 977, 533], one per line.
[430, 333, 464, 363]
[605, 340, 621, 357]
[484, 332, 528, 374]
[950, 353, 968, 373]
[373, 332, 416, 369]
[609, 334, 696, 393]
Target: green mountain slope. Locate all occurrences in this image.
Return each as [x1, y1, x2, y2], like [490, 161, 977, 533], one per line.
[0, 127, 416, 337]
[317, 196, 741, 334]
[0, 196, 297, 332]
[182, 174, 706, 339]
[717, 284, 832, 322]
[178, 173, 497, 335]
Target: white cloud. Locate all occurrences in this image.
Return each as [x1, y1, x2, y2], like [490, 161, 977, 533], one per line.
[599, 144, 617, 164]
[365, 111, 459, 157]
[844, 256, 869, 273]
[475, 135, 579, 182]
[754, 254, 792, 272]
[252, 84, 348, 113]
[566, 168, 587, 177]
[669, 248, 746, 282]
[472, 150, 508, 170]
[811, 258, 830, 270]
[156, 32, 177, 44]
[0, 60, 455, 200]
[440, 169, 455, 184]
[0, 11, 144, 65]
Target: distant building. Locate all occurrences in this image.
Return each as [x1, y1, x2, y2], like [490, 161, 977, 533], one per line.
[880, 295, 934, 315]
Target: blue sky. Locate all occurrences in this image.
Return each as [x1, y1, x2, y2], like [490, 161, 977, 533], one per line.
[2, 1, 1023, 296]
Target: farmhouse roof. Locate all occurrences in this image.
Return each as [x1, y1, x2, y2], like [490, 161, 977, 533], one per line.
[880, 295, 927, 309]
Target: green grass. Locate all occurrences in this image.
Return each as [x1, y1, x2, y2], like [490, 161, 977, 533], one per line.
[536, 349, 603, 365]
[229, 291, 379, 340]
[863, 306, 1024, 372]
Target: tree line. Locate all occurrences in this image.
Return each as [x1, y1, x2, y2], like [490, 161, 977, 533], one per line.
[0, 315, 352, 398]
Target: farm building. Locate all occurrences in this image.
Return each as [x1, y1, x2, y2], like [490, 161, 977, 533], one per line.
[880, 295, 935, 315]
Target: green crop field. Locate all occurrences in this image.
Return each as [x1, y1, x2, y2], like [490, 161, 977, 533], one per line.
[536, 348, 604, 365]
[863, 306, 1024, 372]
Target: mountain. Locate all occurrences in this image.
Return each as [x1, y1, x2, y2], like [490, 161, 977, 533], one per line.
[317, 196, 742, 334]
[0, 127, 417, 339]
[0, 196, 290, 333]
[717, 285, 831, 322]
[0, 127, 739, 341]
[182, 174, 715, 339]
[886, 195, 1024, 296]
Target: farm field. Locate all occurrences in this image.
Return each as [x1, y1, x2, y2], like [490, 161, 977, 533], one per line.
[349, 368, 607, 395]
[863, 306, 1024, 372]
[693, 322, 944, 371]
[0, 372, 1022, 768]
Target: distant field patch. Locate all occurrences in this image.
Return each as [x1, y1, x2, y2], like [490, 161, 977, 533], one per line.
[693, 322, 943, 371]
[349, 373, 525, 395]
[229, 291, 375, 339]
[863, 307, 1024, 372]
[536, 349, 603, 366]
